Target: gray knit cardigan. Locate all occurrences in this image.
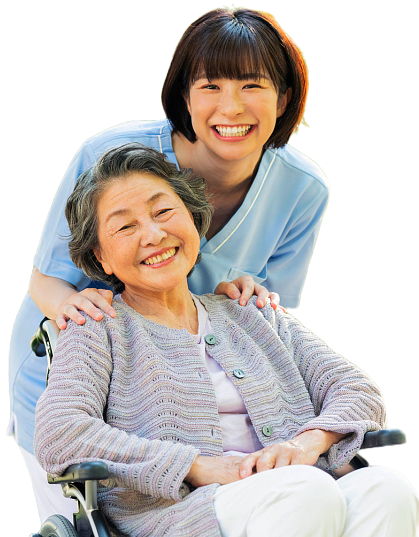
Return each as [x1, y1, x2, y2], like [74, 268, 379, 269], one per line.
[34, 294, 385, 537]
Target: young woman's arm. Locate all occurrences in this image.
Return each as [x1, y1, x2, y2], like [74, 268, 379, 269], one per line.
[29, 268, 115, 329]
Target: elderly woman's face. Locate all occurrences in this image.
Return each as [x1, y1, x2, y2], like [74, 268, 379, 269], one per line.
[94, 173, 200, 295]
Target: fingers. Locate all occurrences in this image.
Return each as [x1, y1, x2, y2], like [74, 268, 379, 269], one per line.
[254, 284, 269, 308]
[256, 289, 283, 310]
[87, 288, 116, 317]
[215, 277, 281, 310]
[56, 314, 70, 330]
[268, 292, 281, 311]
[272, 446, 297, 468]
[58, 288, 116, 329]
[239, 452, 260, 478]
[214, 276, 255, 305]
[240, 441, 316, 477]
[240, 449, 279, 475]
[98, 289, 115, 310]
[214, 281, 241, 300]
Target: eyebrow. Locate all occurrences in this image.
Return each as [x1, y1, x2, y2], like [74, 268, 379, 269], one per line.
[105, 191, 169, 224]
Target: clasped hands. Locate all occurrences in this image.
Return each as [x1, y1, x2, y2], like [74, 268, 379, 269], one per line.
[186, 429, 346, 488]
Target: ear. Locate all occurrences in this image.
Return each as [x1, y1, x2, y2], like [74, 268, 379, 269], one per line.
[277, 87, 292, 118]
[93, 248, 113, 276]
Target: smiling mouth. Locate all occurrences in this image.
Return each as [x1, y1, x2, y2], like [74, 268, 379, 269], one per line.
[214, 125, 252, 137]
[143, 247, 177, 265]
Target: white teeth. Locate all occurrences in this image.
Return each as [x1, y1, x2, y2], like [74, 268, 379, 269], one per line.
[215, 125, 251, 137]
[144, 248, 176, 265]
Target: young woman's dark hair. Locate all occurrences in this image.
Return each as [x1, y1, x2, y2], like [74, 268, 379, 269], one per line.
[162, 8, 308, 149]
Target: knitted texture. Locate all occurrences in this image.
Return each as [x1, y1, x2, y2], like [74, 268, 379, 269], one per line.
[34, 295, 385, 536]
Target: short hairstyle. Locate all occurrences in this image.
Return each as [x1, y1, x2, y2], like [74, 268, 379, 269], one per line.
[65, 143, 213, 293]
[162, 8, 308, 149]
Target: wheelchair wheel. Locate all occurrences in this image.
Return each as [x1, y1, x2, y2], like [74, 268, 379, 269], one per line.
[38, 515, 78, 537]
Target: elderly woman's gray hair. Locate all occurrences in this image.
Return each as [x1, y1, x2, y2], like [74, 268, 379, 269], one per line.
[65, 143, 213, 293]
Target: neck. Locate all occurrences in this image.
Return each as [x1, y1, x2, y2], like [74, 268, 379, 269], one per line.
[173, 132, 263, 239]
[121, 280, 198, 334]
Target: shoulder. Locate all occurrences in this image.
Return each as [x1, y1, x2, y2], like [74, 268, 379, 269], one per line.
[264, 145, 329, 194]
[196, 293, 279, 329]
[58, 296, 144, 343]
[81, 119, 172, 160]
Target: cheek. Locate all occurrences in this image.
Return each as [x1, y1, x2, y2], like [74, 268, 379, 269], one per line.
[188, 95, 212, 124]
[181, 218, 201, 260]
[101, 236, 135, 270]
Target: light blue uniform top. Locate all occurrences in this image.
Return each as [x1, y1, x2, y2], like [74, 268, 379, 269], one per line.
[8, 119, 329, 453]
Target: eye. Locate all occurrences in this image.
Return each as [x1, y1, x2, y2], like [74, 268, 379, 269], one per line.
[243, 83, 262, 89]
[201, 83, 219, 90]
[156, 208, 174, 217]
[118, 224, 133, 232]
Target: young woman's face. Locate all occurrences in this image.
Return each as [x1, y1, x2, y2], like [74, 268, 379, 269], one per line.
[186, 76, 288, 163]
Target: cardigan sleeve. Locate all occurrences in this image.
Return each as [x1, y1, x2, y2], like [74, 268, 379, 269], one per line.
[34, 316, 199, 501]
[271, 308, 386, 468]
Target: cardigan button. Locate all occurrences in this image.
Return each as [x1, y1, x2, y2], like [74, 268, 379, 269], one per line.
[233, 368, 245, 379]
[262, 425, 274, 437]
[205, 334, 217, 345]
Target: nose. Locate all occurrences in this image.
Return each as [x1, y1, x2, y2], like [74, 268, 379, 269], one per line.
[140, 221, 168, 247]
[218, 86, 244, 118]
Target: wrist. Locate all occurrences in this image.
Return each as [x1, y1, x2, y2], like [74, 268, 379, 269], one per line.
[313, 429, 347, 453]
[295, 429, 347, 454]
[185, 455, 203, 487]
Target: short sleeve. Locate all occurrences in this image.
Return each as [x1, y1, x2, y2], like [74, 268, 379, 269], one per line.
[33, 142, 96, 289]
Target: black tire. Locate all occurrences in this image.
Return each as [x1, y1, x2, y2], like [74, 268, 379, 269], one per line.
[39, 515, 79, 537]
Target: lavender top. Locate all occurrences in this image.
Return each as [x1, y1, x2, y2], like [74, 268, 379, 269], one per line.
[34, 295, 385, 537]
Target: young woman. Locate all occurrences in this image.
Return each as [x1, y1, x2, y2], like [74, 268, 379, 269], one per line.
[9, 8, 328, 521]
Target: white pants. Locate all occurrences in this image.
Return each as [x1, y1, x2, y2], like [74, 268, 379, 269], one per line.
[214, 465, 419, 537]
[20, 447, 76, 524]
[22, 448, 418, 536]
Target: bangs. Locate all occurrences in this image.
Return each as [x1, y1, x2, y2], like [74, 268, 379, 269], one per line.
[185, 18, 286, 92]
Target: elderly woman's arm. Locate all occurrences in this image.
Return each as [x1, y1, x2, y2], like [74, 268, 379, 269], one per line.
[34, 317, 202, 501]
[279, 310, 386, 467]
[241, 305, 386, 475]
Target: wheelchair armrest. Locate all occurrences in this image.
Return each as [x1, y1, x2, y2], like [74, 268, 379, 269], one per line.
[361, 428, 406, 449]
[47, 461, 109, 484]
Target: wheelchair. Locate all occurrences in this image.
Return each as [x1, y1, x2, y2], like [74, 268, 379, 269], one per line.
[30, 319, 407, 537]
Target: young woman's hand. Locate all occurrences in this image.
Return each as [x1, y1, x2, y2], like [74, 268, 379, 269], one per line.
[214, 275, 282, 310]
[185, 455, 245, 487]
[29, 269, 117, 330]
[56, 288, 116, 329]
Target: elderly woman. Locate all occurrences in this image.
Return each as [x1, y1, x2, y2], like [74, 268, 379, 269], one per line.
[35, 144, 418, 537]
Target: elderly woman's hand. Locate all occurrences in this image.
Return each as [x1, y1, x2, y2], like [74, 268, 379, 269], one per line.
[56, 288, 116, 330]
[185, 454, 245, 487]
[215, 276, 282, 310]
[239, 430, 347, 478]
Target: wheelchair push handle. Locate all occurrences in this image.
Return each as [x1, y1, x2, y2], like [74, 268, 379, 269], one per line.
[31, 317, 60, 357]
[30, 317, 50, 357]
